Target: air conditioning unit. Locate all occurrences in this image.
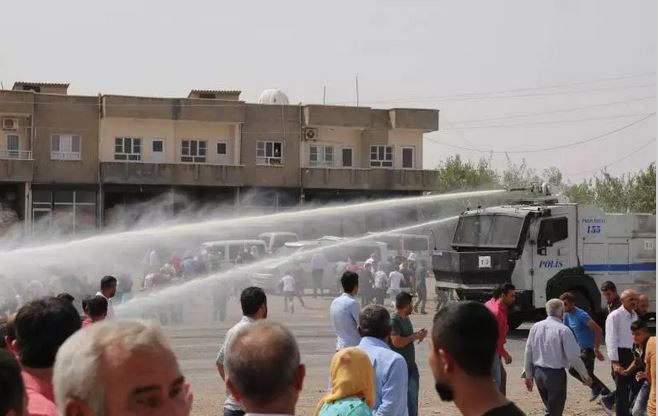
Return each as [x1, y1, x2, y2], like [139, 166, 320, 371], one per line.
[304, 127, 318, 141]
[1, 118, 18, 131]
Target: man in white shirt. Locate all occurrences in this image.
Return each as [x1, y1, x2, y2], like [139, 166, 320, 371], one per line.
[523, 299, 591, 416]
[388, 269, 403, 308]
[280, 273, 296, 314]
[96, 275, 117, 320]
[310, 251, 329, 298]
[217, 287, 268, 416]
[330, 272, 361, 350]
[374, 269, 388, 305]
[225, 321, 304, 416]
[605, 289, 639, 416]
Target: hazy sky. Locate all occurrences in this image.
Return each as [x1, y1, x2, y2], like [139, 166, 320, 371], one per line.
[1, 0, 655, 182]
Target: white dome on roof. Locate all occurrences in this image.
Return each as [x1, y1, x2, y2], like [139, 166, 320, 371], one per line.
[258, 89, 290, 105]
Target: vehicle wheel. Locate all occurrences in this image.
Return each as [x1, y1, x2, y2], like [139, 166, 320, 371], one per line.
[508, 314, 524, 331]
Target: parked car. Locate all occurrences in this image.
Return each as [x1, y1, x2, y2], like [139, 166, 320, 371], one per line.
[258, 232, 300, 254]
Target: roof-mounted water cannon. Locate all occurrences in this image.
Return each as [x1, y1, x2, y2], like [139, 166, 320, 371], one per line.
[506, 182, 551, 196]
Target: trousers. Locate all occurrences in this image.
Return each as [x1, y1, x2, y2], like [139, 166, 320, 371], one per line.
[568, 348, 611, 396]
[534, 366, 567, 416]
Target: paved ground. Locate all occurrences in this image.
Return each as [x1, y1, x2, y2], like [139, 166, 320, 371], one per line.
[163, 283, 615, 416]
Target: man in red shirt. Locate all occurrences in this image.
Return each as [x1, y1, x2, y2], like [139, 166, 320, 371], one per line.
[485, 283, 516, 394]
[13, 297, 81, 416]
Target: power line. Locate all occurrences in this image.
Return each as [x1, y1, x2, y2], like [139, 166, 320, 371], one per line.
[426, 113, 656, 154]
[568, 138, 657, 176]
[445, 96, 656, 125]
[441, 112, 654, 131]
[328, 71, 656, 105]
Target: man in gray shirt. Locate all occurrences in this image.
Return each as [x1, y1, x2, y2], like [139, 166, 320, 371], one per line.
[216, 287, 268, 416]
[523, 299, 592, 416]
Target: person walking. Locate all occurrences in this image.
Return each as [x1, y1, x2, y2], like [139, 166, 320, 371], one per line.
[280, 272, 296, 314]
[601, 281, 622, 314]
[429, 302, 526, 415]
[216, 287, 268, 416]
[523, 299, 592, 416]
[360, 262, 374, 307]
[290, 261, 306, 308]
[387, 268, 403, 308]
[559, 292, 612, 402]
[373, 268, 387, 305]
[357, 305, 408, 416]
[313, 347, 374, 416]
[485, 283, 515, 392]
[389, 292, 427, 416]
[606, 290, 640, 416]
[330, 272, 360, 350]
[96, 275, 117, 320]
[311, 251, 329, 298]
[413, 260, 428, 314]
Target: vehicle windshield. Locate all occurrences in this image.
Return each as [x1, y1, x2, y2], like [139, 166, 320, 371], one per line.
[453, 214, 525, 248]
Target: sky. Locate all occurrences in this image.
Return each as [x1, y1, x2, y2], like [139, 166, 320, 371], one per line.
[1, 0, 656, 183]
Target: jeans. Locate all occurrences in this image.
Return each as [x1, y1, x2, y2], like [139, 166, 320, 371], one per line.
[491, 355, 502, 388]
[374, 288, 386, 305]
[407, 364, 420, 416]
[414, 283, 427, 312]
[283, 291, 295, 313]
[632, 380, 650, 416]
[534, 366, 567, 416]
[568, 348, 611, 397]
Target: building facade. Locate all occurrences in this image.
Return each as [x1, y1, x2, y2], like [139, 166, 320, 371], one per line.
[0, 82, 440, 233]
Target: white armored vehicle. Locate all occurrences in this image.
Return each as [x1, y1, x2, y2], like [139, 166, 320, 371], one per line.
[433, 194, 656, 329]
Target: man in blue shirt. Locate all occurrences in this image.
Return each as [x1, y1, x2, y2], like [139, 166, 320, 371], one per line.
[560, 292, 612, 402]
[358, 304, 409, 416]
[330, 271, 361, 350]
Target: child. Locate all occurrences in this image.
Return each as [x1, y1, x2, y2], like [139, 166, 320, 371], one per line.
[625, 320, 651, 416]
[280, 272, 296, 314]
[82, 295, 108, 327]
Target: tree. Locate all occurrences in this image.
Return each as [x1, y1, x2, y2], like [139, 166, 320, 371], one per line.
[435, 155, 499, 193]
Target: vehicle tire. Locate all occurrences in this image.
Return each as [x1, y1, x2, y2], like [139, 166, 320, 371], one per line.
[508, 314, 524, 331]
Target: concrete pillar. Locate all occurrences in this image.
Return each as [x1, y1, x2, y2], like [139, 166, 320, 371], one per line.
[23, 182, 32, 233]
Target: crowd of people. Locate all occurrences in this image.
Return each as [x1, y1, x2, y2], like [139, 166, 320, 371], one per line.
[0, 263, 655, 416]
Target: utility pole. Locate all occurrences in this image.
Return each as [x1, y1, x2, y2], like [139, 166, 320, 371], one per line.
[355, 75, 359, 107]
[323, 85, 326, 105]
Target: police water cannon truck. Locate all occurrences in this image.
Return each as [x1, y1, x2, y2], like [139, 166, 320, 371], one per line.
[433, 183, 656, 329]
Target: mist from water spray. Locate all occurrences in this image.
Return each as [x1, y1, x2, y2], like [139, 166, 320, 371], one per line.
[0, 189, 503, 281]
[116, 214, 459, 317]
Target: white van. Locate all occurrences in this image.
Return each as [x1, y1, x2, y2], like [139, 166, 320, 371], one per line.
[258, 232, 300, 254]
[198, 239, 267, 271]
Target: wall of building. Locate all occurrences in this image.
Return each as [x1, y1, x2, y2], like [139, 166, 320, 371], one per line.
[99, 117, 237, 164]
[32, 94, 99, 184]
[388, 129, 424, 169]
[300, 127, 363, 168]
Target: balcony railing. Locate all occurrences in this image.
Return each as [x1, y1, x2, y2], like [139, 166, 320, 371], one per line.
[51, 151, 81, 161]
[0, 150, 32, 160]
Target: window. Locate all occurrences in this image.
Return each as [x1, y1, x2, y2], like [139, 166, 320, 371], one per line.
[537, 217, 569, 249]
[114, 137, 142, 161]
[51, 134, 81, 160]
[256, 141, 283, 165]
[453, 214, 525, 248]
[310, 145, 333, 167]
[341, 148, 353, 167]
[6, 135, 19, 158]
[370, 145, 393, 167]
[152, 140, 163, 152]
[181, 139, 207, 163]
[402, 147, 415, 169]
[217, 142, 227, 155]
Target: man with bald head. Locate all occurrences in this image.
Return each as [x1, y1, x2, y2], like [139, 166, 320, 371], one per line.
[605, 289, 639, 416]
[224, 321, 305, 416]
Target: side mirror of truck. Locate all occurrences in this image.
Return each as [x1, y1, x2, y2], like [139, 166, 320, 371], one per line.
[537, 247, 547, 256]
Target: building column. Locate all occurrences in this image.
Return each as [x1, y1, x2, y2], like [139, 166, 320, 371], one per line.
[234, 124, 242, 165]
[23, 182, 32, 233]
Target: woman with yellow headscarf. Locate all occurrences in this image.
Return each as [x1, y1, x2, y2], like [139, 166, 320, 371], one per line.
[313, 347, 375, 416]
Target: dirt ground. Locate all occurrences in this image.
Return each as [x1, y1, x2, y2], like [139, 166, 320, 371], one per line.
[164, 281, 615, 416]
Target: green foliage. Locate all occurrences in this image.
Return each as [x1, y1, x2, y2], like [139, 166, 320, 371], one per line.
[435, 157, 655, 214]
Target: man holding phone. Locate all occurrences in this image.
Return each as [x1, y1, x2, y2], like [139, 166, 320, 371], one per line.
[390, 292, 427, 416]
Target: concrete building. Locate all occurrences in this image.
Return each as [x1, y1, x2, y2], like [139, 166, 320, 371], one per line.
[0, 83, 439, 233]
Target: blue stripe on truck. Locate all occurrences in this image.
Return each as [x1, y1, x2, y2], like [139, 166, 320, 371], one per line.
[583, 263, 656, 272]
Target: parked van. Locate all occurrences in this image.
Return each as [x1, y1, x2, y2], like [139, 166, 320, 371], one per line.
[258, 232, 300, 254]
[198, 239, 267, 271]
